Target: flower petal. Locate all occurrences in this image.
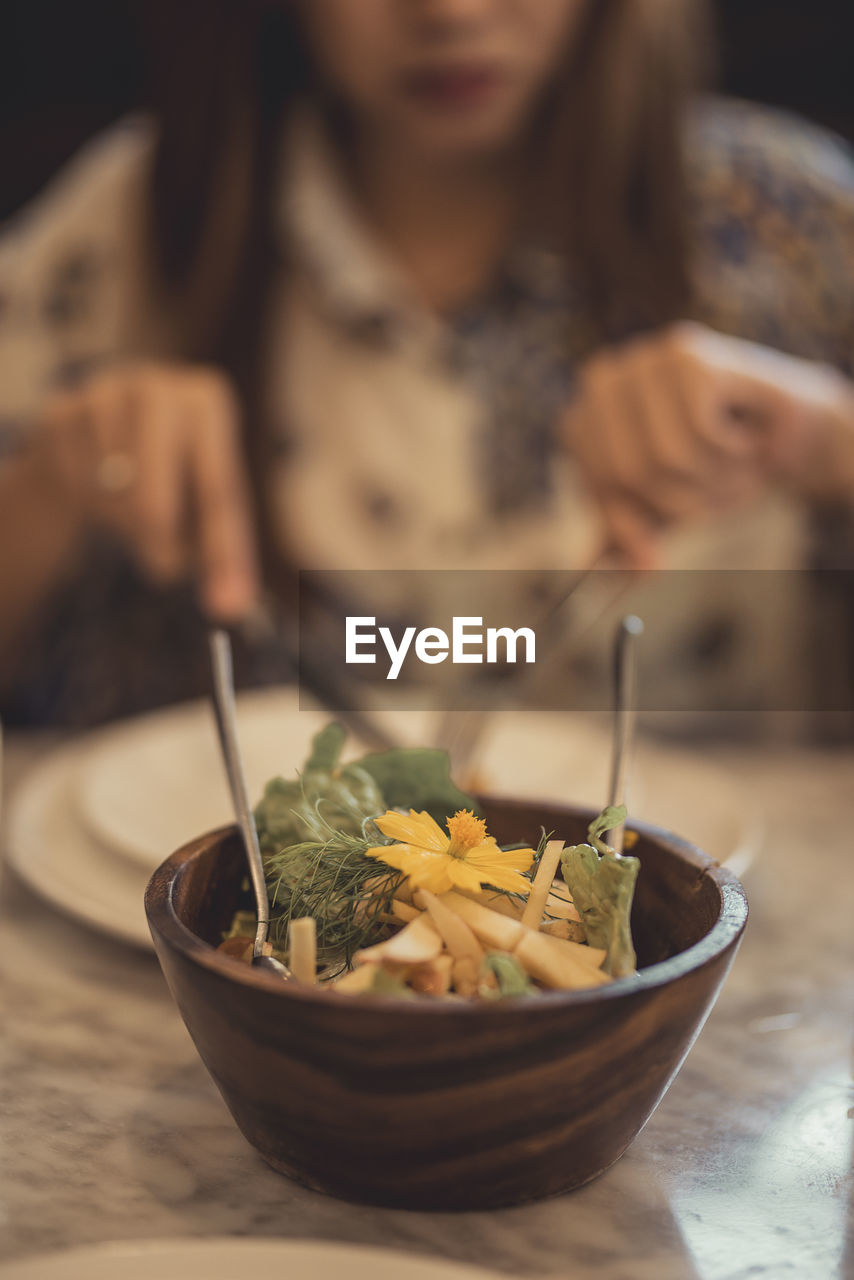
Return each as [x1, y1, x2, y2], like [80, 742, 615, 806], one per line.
[475, 865, 534, 896]
[404, 859, 456, 894]
[365, 843, 455, 893]
[440, 849, 535, 901]
[364, 842, 411, 867]
[465, 840, 535, 874]
[373, 809, 448, 852]
[446, 858, 493, 895]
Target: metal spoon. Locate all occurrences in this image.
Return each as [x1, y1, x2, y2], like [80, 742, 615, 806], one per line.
[209, 629, 291, 979]
[606, 615, 644, 854]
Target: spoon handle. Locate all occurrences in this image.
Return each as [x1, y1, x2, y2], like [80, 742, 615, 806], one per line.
[607, 615, 644, 854]
[209, 629, 270, 960]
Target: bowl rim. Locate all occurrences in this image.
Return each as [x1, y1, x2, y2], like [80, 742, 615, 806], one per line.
[144, 801, 748, 1016]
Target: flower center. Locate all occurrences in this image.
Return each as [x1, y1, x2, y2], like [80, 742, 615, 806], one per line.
[445, 809, 488, 859]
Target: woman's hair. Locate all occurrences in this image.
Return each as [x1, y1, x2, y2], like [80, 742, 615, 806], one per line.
[145, 0, 708, 553]
[546, 0, 709, 333]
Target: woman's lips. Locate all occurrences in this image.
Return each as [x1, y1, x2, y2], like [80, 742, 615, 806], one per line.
[400, 64, 507, 110]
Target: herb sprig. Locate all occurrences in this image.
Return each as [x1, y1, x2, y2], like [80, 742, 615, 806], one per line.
[265, 824, 404, 975]
[264, 820, 549, 977]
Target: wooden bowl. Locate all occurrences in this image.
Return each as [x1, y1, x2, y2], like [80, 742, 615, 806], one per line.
[144, 798, 747, 1210]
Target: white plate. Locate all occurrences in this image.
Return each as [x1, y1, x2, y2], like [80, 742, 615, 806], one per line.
[75, 689, 339, 869]
[478, 712, 763, 880]
[2, 694, 432, 948]
[0, 1237, 504, 1280]
[5, 744, 153, 948]
[75, 693, 759, 874]
[5, 700, 761, 949]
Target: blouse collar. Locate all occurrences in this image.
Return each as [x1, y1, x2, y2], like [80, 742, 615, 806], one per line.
[277, 105, 570, 342]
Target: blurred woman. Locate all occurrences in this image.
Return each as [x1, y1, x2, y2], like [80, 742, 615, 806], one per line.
[1, 0, 853, 724]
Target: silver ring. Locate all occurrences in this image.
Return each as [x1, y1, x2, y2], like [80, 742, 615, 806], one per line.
[96, 451, 137, 494]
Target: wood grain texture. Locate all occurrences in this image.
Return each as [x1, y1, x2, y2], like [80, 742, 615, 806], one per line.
[145, 799, 747, 1210]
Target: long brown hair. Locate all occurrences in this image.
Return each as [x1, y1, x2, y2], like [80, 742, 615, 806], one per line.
[145, 0, 708, 556]
[547, 0, 709, 334]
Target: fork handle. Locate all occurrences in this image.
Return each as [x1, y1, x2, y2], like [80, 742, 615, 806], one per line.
[209, 630, 270, 959]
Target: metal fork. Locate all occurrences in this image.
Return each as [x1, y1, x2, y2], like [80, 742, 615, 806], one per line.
[432, 554, 634, 778]
[239, 594, 400, 753]
[209, 628, 291, 978]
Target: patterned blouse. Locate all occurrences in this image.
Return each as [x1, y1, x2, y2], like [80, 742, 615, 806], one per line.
[1, 97, 853, 727]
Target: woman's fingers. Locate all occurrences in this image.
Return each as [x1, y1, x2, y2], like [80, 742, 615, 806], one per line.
[128, 373, 188, 582]
[596, 492, 661, 570]
[619, 344, 719, 520]
[31, 363, 260, 619]
[186, 374, 260, 620]
[572, 349, 718, 529]
[671, 351, 766, 462]
[564, 324, 787, 555]
[573, 353, 645, 493]
[37, 388, 97, 506]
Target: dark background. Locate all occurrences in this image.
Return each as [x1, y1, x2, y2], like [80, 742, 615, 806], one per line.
[1, 0, 853, 221]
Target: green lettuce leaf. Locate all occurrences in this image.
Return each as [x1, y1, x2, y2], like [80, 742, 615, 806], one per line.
[355, 746, 481, 827]
[304, 722, 348, 772]
[365, 968, 416, 999]
[480, 952, 534, 999]
[254, 724, 385, 856]
[587, 805, 628, 848]
[560, 806, 639, 978]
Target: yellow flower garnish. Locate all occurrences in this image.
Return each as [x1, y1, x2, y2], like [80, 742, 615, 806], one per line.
[364, 808, 534, 896]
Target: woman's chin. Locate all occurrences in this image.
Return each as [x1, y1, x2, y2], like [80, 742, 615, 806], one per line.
[391, 97, 528, 163]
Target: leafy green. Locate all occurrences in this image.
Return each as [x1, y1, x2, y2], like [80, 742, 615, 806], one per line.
[560, 805, 639, 978]
[365, 968, 417, 999]
[304, 722, 348, 772]
[587, 805, 628, 849]
[480, 952, 535, 999]
[254, 724, 385, 856]
[355, 746, 481, 827]
[255, 725, 483, 977]
[265, 826, 403, 974]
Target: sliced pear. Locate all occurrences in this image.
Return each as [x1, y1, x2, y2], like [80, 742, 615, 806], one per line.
[521, 839, 565, 930]
[356, 912, 443, 966]
[288, 917, 317, 984]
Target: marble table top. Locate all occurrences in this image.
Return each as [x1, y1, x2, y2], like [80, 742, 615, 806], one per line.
[1, 729, 852, 1279]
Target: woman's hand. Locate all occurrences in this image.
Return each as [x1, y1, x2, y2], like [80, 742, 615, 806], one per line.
[562, 322, 854, 567]
[29, 361, 260, 619]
